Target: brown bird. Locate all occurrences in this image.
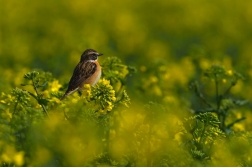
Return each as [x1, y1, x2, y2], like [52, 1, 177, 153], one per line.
[60, 49, 103, 100]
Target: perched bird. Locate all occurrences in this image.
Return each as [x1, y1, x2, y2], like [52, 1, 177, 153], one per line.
[60, 49, 103, 100]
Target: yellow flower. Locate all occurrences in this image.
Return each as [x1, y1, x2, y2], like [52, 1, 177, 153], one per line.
[82, 84, 91, 98]
[109, 90, 115, 95]
[49, 97, 61, 104]
[150, 76, 158, 83]
[227, 70, 233, 76]
[35, 104, 42, 109]
[6, 109, 12, 119]
[50, 80, 62, 92]
[84, 84, 91, 89]
[140, 65, 147, 72]
[100, 78, 110, 85]
[98, 109, 105, 113]
[1, 153, 11, 163]
[107, 101, 112, 106]
[91, 78, 118, 112]
[86, 90, 91, 97]
[111, 97, 116, 101]
[107, 105, 113, 111]
[13, 152, 24, 166]
[71, 98, 78, 103]
[43, 90, 50, 98]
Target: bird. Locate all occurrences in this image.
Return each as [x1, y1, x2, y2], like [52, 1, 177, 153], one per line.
[60, 49, 103, 100]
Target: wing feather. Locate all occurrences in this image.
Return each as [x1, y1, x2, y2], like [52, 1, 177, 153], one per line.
[65, 61, 97, 93]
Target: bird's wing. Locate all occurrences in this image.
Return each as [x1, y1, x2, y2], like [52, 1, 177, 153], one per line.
[66, 61, 97, 92]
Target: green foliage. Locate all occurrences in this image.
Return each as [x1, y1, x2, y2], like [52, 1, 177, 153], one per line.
[182, 112, 225, 161]
[204, 64, 227, 80]
[90, 79, 116, 113]
[102, 57, 136, 85]
[11, 87, 30, 110]
[190, 65, 248, 132]
[119, 90, 131, 107]
[22, 71, 53, 117]
[0, 57, 135, 166]
[1, 60, 251, 166]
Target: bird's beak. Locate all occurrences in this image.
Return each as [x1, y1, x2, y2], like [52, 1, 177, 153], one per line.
[98, 53, 103, 56]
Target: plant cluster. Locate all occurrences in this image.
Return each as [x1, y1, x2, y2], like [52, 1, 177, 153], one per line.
[0, 59, 251, 167]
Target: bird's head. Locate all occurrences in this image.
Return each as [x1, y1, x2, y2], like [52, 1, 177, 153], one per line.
[80, 49, 103, 62]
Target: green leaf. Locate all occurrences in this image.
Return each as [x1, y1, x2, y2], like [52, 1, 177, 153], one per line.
[234, 100, 249, 106]
[38, 98, 49, 105]
[204, 64, 226, 80]
[39, 81, 48, 88]
[28, 92, 37, 100]
[24, 71, 39, 80]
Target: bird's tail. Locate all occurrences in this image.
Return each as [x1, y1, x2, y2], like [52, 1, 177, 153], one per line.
[60, 88, 78, 101]
[60, 94, 67, 101]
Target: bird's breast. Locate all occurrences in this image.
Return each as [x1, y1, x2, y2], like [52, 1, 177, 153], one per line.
[85, 62, 101, 86]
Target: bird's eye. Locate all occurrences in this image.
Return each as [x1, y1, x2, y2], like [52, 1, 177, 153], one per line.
[91, 54, 97, 60]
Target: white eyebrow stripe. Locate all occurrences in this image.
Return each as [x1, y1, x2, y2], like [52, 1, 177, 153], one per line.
[88, 52, 98, 55]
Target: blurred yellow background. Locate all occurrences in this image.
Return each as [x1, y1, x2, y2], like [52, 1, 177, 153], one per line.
[1, 0, 252, 166]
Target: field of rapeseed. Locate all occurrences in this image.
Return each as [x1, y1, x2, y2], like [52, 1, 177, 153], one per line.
[1, 0, 252, 166]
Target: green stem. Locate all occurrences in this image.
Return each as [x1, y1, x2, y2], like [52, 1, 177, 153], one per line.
[32, 78, 49, 117]
[147, 123, 152, 167]
[223, 83, 234, 97]
[219, 114, 225, 131]
[215, 74, 220, 110]
[198, 93, 212, 108]
[215, 74, 225, 131]
[199, 123, 206, 145]
[106, 115, 111, 153]
[208, 141, 214, 155]
[12, 101, 19, 115]
[64, 110, 70, 121]
[227, 117, 246, 129]
[73, 102, 86, 122]
[193, 81, 212, 108]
